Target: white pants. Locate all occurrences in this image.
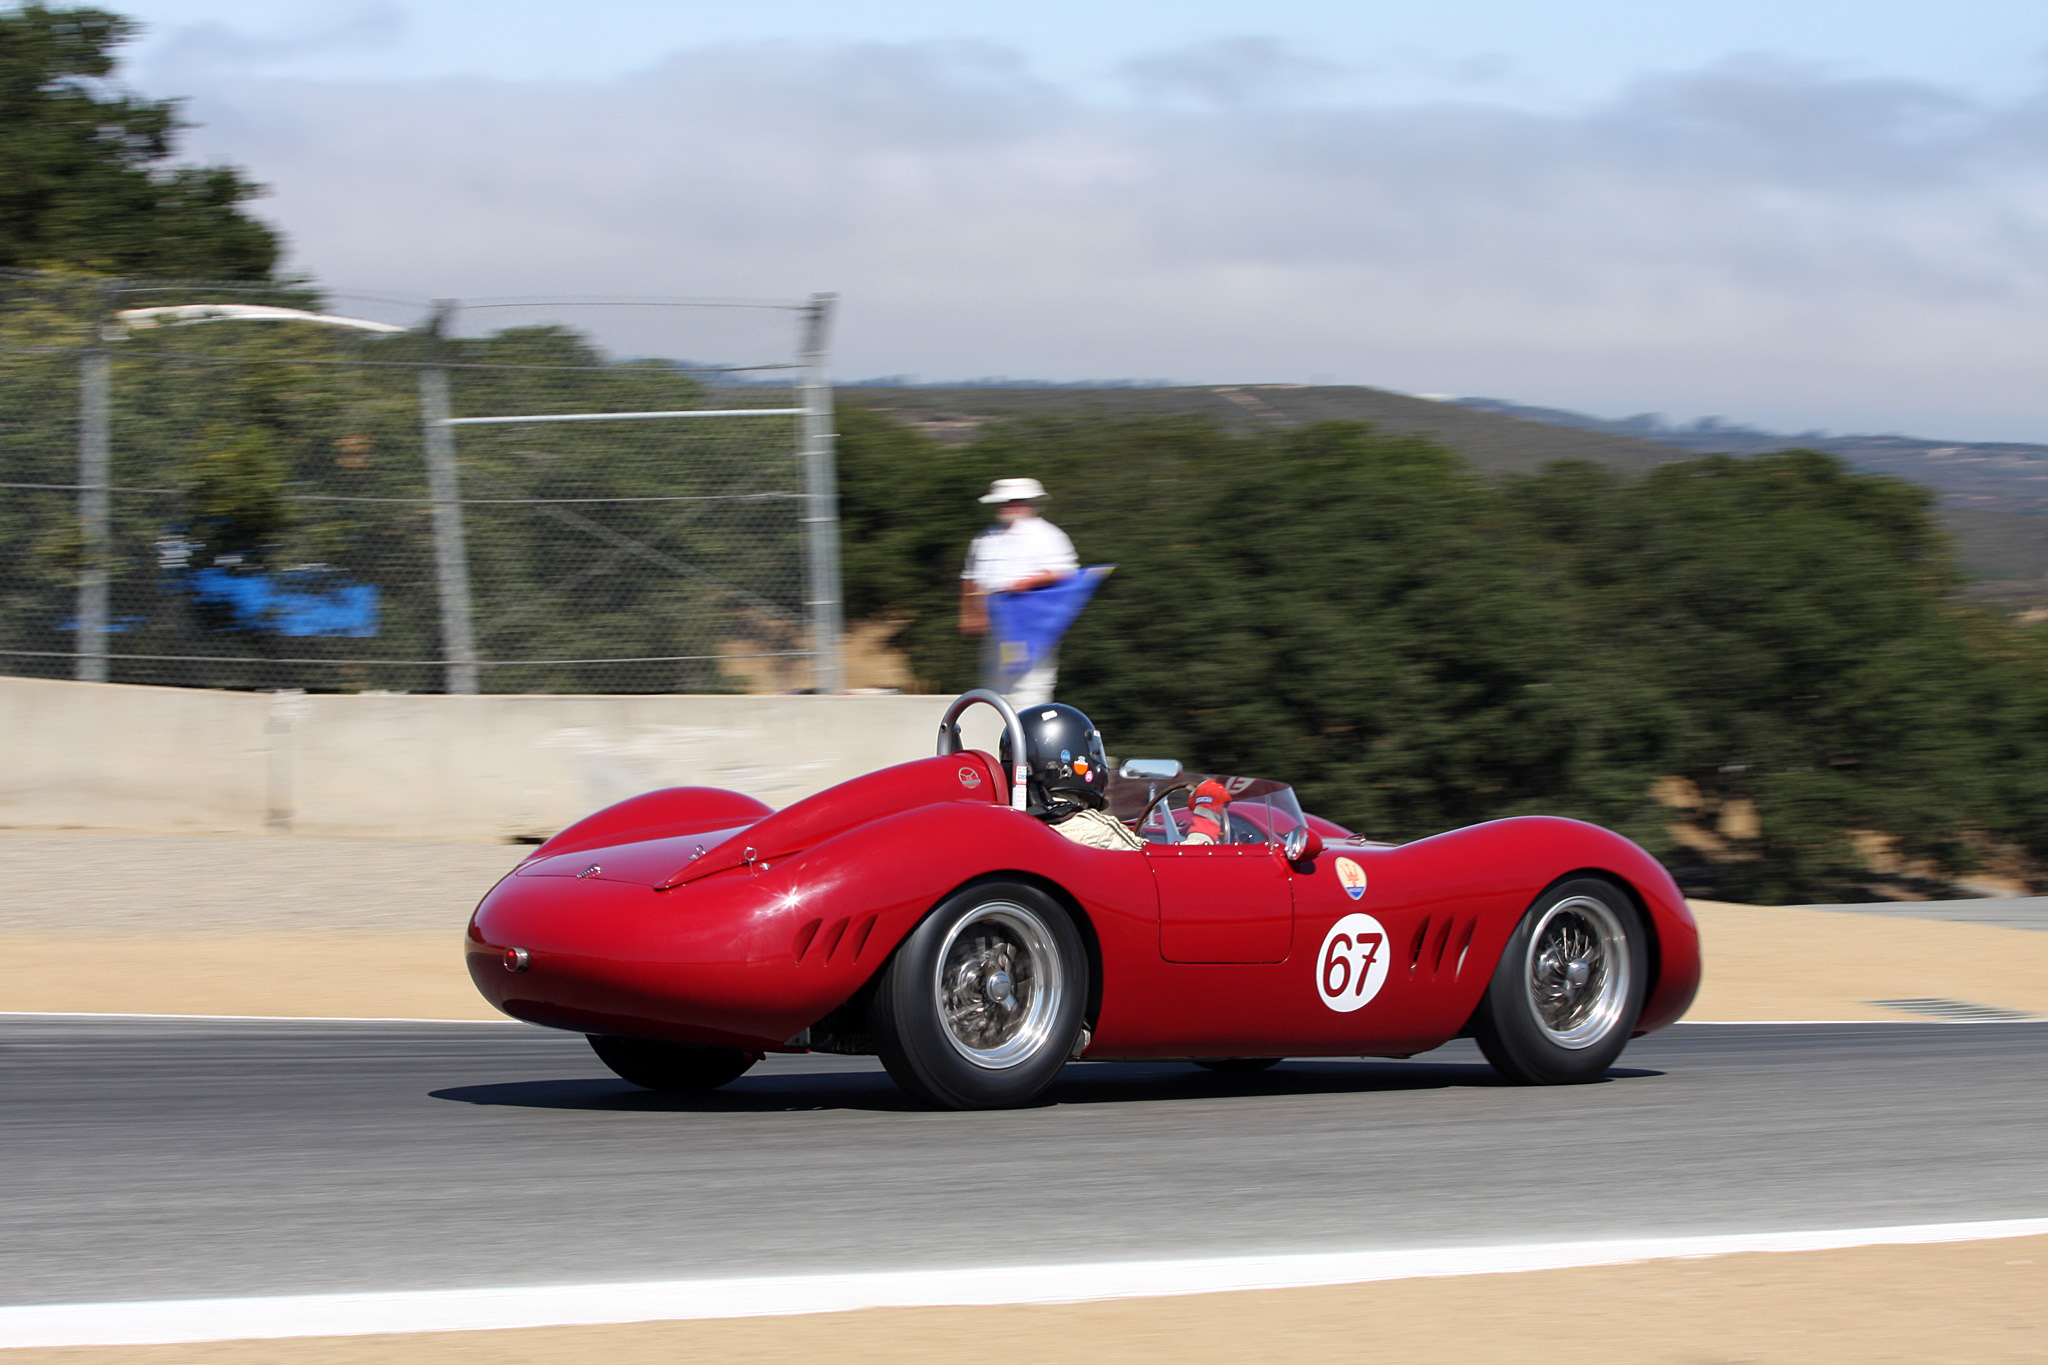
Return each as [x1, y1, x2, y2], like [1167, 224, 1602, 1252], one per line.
[985, 637, 1058, 707]
[1009, 655, 1058, 708]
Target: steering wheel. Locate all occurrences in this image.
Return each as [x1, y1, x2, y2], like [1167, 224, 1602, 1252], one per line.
[1136, 782, 1194, 839]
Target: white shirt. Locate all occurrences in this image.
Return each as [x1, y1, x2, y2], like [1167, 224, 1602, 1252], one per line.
[962, 515, 1078, 593]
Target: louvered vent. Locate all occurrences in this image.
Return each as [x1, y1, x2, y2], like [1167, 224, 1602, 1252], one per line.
[791, 918, 822, 960]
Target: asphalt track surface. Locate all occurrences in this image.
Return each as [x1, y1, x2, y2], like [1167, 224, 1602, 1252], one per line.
[5, 1017, 2046, 1308]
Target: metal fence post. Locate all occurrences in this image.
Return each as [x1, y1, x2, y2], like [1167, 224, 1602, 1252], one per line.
[74, 330, 111, 683]
[419, 301, 479, 694]
[800, 293, 842, 694]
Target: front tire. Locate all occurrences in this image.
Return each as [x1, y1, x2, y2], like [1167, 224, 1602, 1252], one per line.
[587, 1035, 756, 1093]
[873, 881, 1088, 1109]
[1472, 877, 1647, 1085]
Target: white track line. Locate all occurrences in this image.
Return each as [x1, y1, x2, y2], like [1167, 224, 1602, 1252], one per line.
[3, 1219, 2044, 1349]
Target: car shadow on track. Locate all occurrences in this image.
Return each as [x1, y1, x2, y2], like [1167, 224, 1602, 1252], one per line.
[431, 1072, 920, 1113]
[429, 1058, 1662, 1114]
[1047, 1059, 1661, 1106]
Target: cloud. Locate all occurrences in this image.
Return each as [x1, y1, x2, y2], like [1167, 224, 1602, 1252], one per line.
[154, 42, 2048, 438]
[1118, 37, 1345, 104]
[145, 3, 405, 73]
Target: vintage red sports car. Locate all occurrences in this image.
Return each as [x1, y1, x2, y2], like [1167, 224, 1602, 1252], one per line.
[466, 690, 1701, 1109]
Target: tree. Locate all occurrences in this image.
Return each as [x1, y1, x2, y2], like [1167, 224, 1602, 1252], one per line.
[1507, 451, 2002, 900]
[836, 406, 2048, 902]
[0, 3, 280, 278]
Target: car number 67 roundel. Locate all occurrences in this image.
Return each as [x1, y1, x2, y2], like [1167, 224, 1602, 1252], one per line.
[1316, 913, 1391, 1012]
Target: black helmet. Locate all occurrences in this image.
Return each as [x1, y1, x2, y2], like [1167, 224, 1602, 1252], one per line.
[1000, 702, 1110, 814]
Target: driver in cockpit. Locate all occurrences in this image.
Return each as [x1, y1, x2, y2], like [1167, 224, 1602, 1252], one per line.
[1003, 702, 1146, 851]
[1180, 779, 1233, 845]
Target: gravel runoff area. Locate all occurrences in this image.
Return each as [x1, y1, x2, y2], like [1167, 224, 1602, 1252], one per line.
[4, 1236, 2044, 1364]
[0, 830, 524, 934]
[0, 830, 525, 1020]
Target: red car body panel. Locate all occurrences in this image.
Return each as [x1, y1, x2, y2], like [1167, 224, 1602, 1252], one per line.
[467, 751, 1701, 1060]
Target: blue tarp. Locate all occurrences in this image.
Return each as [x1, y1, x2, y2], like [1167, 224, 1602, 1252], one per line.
[186, 568, 380, 638]
[987, 564, 1113, 688]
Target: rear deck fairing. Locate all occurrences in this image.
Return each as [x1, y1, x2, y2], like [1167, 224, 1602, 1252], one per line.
[468, 752, 1056, 1046]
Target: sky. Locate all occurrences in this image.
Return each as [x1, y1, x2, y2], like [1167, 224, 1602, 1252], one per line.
[95, 1, 2048, 440]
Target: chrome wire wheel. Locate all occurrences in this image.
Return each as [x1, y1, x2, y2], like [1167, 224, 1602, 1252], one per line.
[875, 882, 1087, 1109]
[1522, 894, 1631, 1049]
[933, 901, 1064, 1070]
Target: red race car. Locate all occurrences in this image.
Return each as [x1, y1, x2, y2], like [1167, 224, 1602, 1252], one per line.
[467, 690, 1701, 1109]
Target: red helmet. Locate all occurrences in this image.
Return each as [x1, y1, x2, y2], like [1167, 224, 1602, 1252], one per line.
[1187, 778, 1232, 841]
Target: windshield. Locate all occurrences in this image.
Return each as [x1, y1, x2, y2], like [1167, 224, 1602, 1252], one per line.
[1105, 772, 1307, 846]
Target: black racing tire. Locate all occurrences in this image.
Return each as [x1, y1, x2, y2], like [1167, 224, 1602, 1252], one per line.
[586, 1035, 757, 1093]
[1471, 877, 1648, 1085]
[1192, 1058, 1282, 1073]
[872, 881, 1088, 1110]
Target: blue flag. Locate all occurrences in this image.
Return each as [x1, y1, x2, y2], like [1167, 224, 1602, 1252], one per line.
[186, 567, 380, 637]
[988, 565, 1113, 688]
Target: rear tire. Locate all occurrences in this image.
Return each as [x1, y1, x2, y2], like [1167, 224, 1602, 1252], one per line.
[873, 881, 1088, 1109]
[1472, 877, 1647, 1085]
[587, 1035, 756, 1093]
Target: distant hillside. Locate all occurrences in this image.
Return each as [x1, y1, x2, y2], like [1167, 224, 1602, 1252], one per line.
[1453, 397, 2048, 600]
[1457, 397, 2048, 518]
[841, 384, 1689, 477]
[839, 383, 2048, 600]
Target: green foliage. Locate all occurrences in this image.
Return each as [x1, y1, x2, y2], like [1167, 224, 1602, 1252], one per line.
[1, 287, 795, 693]
[838, 405, 2048, 902]
[180, 424, 293, 566]
[1977, 621, 2048, 868]
[836, 402, 1001, 687]
[0, 3, 279, 277]
[1506, 453, 2000, 899]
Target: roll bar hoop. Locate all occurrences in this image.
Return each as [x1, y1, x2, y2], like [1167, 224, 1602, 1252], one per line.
[937, 689, 1031, 812]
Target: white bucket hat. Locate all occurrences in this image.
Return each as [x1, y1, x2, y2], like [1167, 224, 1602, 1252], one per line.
[979, 477, 1047, 504]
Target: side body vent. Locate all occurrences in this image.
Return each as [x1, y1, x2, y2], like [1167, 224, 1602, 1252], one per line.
[1408, 914, 1475, 979]
[795, 916, 862, 964]
[1452, 919, 1477, 978]
[847, 914, 878, 963]
[1429, 917, 1455, 973]
[818, 917, 850, 962]
[792, 918, 823, 960]
[1408, 917, 1432, 973]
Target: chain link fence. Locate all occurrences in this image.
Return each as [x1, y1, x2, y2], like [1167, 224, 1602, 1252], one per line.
[0, 271, 840, 694]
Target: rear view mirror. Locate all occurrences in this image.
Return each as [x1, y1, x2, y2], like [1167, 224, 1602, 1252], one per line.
[1119, 758, 1183, 780]
[1282, 824, 1323, 866]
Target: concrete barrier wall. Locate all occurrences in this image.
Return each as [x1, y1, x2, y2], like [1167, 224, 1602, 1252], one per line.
[0, 677, 967, 841]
